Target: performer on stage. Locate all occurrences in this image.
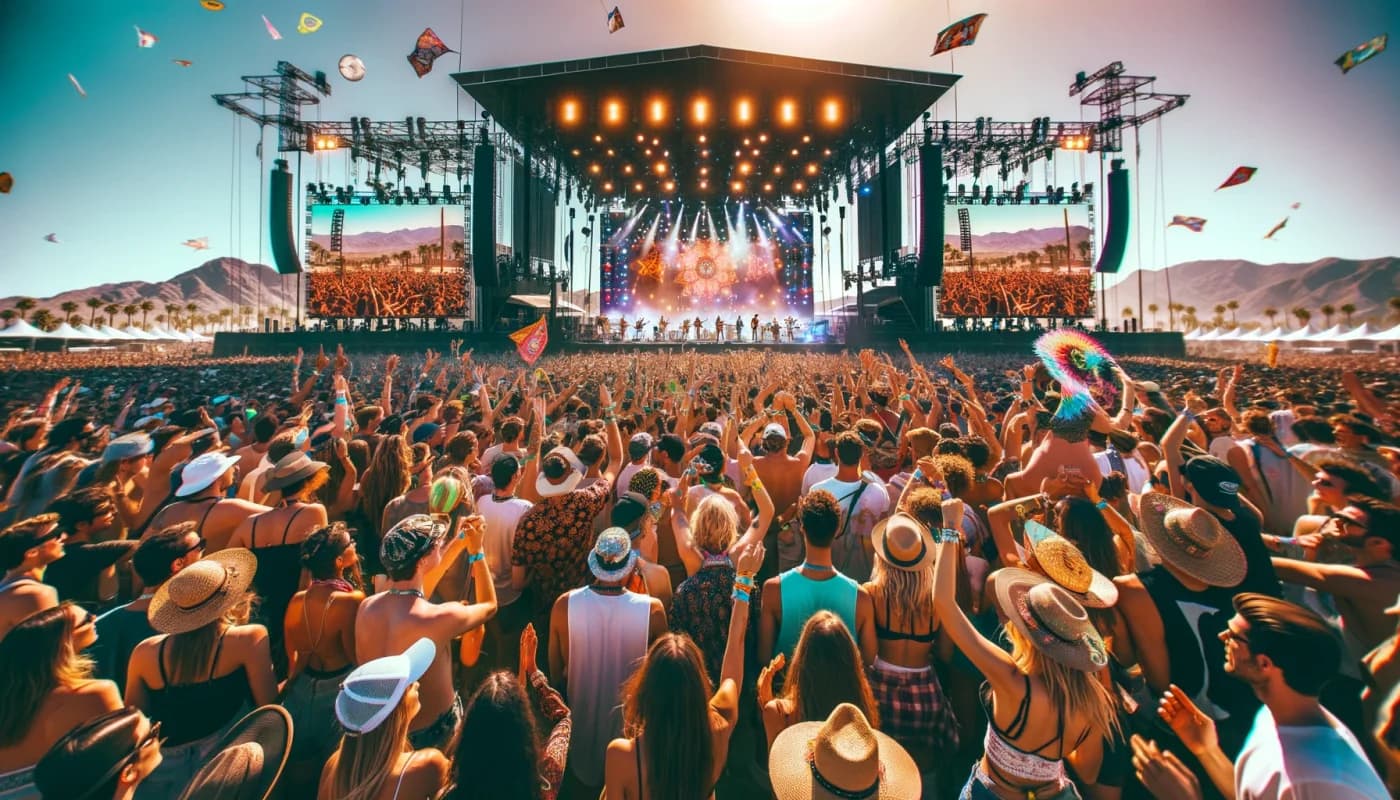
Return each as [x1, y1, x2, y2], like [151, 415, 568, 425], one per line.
[715, 315, 725, 342]
[659, 317, 669, 339]
[694, 316, 705, 341]
[601, 316, 612, 339]
[735, 315, 744, 341]
[634, 317, 646, 341]
[750, 314, 759, 341]
[681, 318, 691, 340]
[784, 316, 798, 342]
[619, 317, 629, 341]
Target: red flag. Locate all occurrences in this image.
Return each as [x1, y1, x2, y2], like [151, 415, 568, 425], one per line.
[509, 318, 549, 365]
[1215, 166, 1256, 191]
[931, 13, 988, 56]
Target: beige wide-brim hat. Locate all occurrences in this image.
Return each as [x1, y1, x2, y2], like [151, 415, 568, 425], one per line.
[871, 513, 936, 573]
[149, 548, 257, 634]
[262, 451, 328, 493]
[1022, 520, 1118, 608]
[769, 703, 921, 800]
[178, 705, 291, 800]
[992, 568, 1111, 673]
[1138, 492, 1247, 588]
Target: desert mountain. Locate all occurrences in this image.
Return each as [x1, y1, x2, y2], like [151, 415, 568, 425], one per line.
[310, 225, 466, 256]
[945, 225, 1091, 255]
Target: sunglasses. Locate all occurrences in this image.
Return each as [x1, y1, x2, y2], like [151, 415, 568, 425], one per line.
[34, 527, 65, 546]
[75, 609, 97, 628]
[1327, 512, 1368, 533]
[1220, 628, 1250, 647]
[181, 537, 207, 557]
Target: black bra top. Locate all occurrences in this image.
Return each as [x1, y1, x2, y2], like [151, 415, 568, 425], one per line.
[873, 590, 938, 643]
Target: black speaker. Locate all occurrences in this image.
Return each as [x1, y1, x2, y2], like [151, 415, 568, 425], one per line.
[268, 159, 302, 275]
[918, 144, 944, 286]
[472, 144, 497, 288]
[1095, 159, 1130, 274]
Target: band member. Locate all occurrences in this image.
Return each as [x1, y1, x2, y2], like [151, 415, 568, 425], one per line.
[751, 314, 760, 340]
[784, 317, 798, 341]
[715, 316, 725, 341]
[634, 318, 647, 341]
[694, 317, 705, 340]
[619, 318, 629, 341]
[681, 319, 691, 339]
[735, 315, 744, 341]
[601, 317, 612, 338]
[658, 317, 669, 338]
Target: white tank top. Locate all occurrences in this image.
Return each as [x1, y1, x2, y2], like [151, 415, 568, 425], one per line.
[565, 586, 652, 786]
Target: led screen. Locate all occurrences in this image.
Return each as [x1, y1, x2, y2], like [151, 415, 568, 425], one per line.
[938, 203, 1094, 318]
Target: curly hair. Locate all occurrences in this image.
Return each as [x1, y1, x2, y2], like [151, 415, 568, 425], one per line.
[932, 454, 975, 497]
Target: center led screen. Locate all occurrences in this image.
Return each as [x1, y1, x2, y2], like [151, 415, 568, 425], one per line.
[938, 203, 1094, 318]
[599, 204, 814, 323]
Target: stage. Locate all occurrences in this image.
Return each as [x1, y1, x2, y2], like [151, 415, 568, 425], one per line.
[212, 328, 1185, 358]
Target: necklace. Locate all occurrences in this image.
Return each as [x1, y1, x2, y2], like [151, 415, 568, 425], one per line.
[387, 588, 424, 598]
[801, 562, 835, 572]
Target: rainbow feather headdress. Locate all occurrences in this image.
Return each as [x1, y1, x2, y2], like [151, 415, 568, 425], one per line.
[1033, 330, 1121, 429]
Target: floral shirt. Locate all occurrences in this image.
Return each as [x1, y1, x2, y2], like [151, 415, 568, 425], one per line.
[512, 478, 613, 615]
[530, 669, 572, 800]
[669, 555, 736, 682]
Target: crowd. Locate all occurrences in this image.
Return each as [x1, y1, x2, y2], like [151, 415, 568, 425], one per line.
[307, 269, 469, 319]
[938, 270, 1094, 318]
[0, 336, 1397, 800]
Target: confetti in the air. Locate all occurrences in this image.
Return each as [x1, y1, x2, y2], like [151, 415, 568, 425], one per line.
[262, 15, 283, 40]
[182, 237, 210, 251]
[1264, 217, 1288, 240]
[296, 13, 323, 34]
[200, 0, 224, 10]
[173, 59, 193, 67]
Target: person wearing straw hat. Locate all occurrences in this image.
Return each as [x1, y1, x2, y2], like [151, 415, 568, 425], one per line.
[1018, 520, 1119, 611]
[32, 706, 164, 800]
[322, 638, 449, 800]
[548, 528, 666, 796]
[124, 549, 278, 799]
[1110, 491, 1257, 751]
[178, 705, 291, 800]
[144, 451, 268, 554]
[932, 498, 1120, 800]
[769, 702, 921, 800]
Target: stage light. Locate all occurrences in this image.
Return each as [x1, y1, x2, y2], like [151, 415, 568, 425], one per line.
[605, 100, 624, 125]
[561, 99, 580, 124]
[607, 149, 616, 157]
[739, 162, 752, 175]
[731, 180, 744, 193]
[773, 165, 783, 175]
[634, 182, 644, 192]
[806, 163, 819, 176]
[780, 100, 797, 125]
[759, 133, 768, 143]
[664, 180, 675, 192]
[1058, 133, 1090, 151]
[649, 99, 667, 124]
[763, 183, 773, 193]
[654, 162, 668, 175]
[794, 181, 805, 192]
[698, 134, 707, 144]
[589, 163, 602, 174]
[701, 149, 710, 158]
[735, 98, 755, 124]
[594, 134, 603, 142]
[700, 166, 709, 175]
[571, 148, 581, 157]
[623, 164, 633, 174]
[662, 150, 669, 157]
[823, 148, 831, 156]
[692, 98, 710, 124]
[752, 148, 760, 156]
[603, 182, 614, 192]
[700, 180, 709, 189]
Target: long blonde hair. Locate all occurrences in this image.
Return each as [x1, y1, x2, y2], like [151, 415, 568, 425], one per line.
[1005, 624, 1121, 744]
[164, 596, 251, 685]
[328, 697, 413, 800]
[690, 495, 738, 555]
[0, 604, 93, 745]
[868, 558, 934, 635]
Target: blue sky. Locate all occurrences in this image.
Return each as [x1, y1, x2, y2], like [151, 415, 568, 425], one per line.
[1, 0, 1397, 307]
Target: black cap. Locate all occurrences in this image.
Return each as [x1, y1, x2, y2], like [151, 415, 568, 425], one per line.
[1183, 455, 1242, 511]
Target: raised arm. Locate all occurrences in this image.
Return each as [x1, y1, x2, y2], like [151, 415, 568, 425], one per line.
[932, 501, 1020, 689]
[714, 542, 763, 723]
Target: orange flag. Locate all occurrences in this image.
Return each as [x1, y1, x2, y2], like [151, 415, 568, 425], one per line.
[509, 318, 549, 365]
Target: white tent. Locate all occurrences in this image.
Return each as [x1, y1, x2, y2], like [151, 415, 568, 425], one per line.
[1279, 325, 1320, 342]
[1181, 328, 1203, 341]
[154, 327, 191, 342]
[1372, 324, 1400, 342]
[97, 325, 135, 340]
[75, 324, 110, 340]
[0, 320, 53, 339]
[1308, 324, 1350, 342]
[1213, 327, 1247, 341]
[1335, 323, 1380, 341]
[47, 322, 91, 340]
[1195, 328, 1225, 341]
[121, 326, 158, 340]
[1242, 326, 1286, 342]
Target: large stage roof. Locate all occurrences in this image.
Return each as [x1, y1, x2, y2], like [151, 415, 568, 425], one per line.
[453, 45, 957, 205]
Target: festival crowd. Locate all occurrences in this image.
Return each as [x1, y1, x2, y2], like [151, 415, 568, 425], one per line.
[938, 271, 1095, 318]
[0, 338, 1397, 800]
[307, 269, 469, 319]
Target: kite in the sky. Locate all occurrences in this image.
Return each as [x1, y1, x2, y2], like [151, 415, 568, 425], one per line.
[296, 13, 322, 34]
[1264, 217, 1288, 240]
[607, 6, 625, 33]
[407, 28, 453, 78]
[200, 0, 224, 10]
[135, 26, 157, 48]
[173, 59, 193, 67]
[44, 234, 60, 244]
[262, 15, 283, 40]
[338, 55, 366, 81]
[68, 73, 86, 98]
[182, 237, 210, 251]
[931, 13, 988, 56]
[1335, 34, 1387, 74]
[1167, 215, 1206, 232]
[1290, 201, 1301, 210]
[1215, 166, 1256, 190]
[0, 173, 13, 194]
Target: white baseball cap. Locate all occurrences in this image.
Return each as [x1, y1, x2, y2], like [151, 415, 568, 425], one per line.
[762, 423, 788, 440]
[175, 452, 240, 497]
[335, 638, 436, 734]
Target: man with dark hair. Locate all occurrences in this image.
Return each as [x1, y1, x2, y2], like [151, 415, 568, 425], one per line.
[353, 403, 384, 445]
[1139, 593, 1386, 799]
[1, 416, 99, 525]
[357, 513, 495, 752]
[757, 488, 875, 664]
[1329, 414, 1400, 498]
[233, 412, 280, 476]
[236, 432, 299, 504]
[811, 430, 890, 581]
[480, 415, 527, 467]
[478, 453, 533, 671]
[1292, 456, 1391, 538]
[91, 522, 204, 688]
[0, 513, 64, 638]
[43, 486, 135, 608]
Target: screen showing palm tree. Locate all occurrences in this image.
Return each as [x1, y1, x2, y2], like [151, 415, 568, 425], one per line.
[306, 204, 469, 318]
[937, 203, 1094, 318]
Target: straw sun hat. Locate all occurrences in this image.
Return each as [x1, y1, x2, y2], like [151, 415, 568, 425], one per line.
[1021, 520, 1118, 608]
[1138, 492, 1246, 588]
[871, 512, 936, 573]
[769, 703, 920, 800]
[178, 705, 291, 800]
[148, 548, 257, 634]
[992, 567, 1110, 673]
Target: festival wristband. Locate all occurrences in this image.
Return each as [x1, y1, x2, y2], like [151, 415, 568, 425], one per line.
[937, 528, 961, 544]
[734, 575, 756, 590]
[466, 551, 485, 565]
[1095, 500, 1109, 510]
[731, 588, 751, 603]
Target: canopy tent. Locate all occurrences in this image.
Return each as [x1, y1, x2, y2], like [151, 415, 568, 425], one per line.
[46, 322, 94, 340]
[1279, 325, 1321, 342]
[120, 326, 159, 340]
[1195, 328, 1225, 341]
[1213, 327, 1247, 341]
[1240, 326, 1286, 342]
[97, 325, 135, 340]
[1182, 328, 1203, 341]
[153, 327, 192, 342]
[1334, 322, 1380, 341]
[505, 294, 586, 316]
[1371, 324, 1400, 342]
[0, 320, 53, 339]
[1307, 324, 1350, 342]
[74, 324, 110, 340]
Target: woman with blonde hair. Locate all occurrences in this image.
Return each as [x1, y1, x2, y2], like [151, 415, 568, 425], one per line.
[125, 549, 278, 798]
[756, 610, 880, 750]
[933, 500, 1119, 799]
[321, 638, 448, 800]
[0, 603, 122, 799]
[359, 435, 411, 539]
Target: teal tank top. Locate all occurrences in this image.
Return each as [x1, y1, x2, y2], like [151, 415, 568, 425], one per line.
[775, 568, 859, 659]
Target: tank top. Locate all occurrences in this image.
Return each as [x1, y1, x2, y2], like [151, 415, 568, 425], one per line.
[565, 586, 652, 786]
[250, 505, 308, 676]
[147, 634, 254, 745]
[775, 569, 859, 660]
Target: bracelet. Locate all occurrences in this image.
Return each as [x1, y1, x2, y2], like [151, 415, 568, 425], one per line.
[466, 551, 485, 565]
[334, 397, 348, 406]
[604, 416, 617, 424]
[731, 588, 751, 604]
[735, 572, 757, 586]
[937, 528, 961, 544]
[1095, 500, 1109, 510]
[912, 469, 926, 484]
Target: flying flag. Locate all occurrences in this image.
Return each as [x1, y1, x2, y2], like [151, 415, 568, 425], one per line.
[607, 6, 625, 33]
[262, 15, 282, 40]
[135, 26, 158, 48]
[1335, 34, 1387, 74]
[1264, 217, 1288, 240]
[406, 28, 453, 78]
[1290, 201, 1301, 210]
[200, 0, 224, 9]
[44, 233, 60, 243]
[1215, 166, 1256, 191]
[68, 73, 86, 97]
[931, 13, 988, 56]
[182, 237, 210, 251]
[173, 59, 193, 67]
[1167, 215, 1207, 232]
[509, 317, 549, 365]
[0, 172, 12, 194]
[296, 13, 322, 34]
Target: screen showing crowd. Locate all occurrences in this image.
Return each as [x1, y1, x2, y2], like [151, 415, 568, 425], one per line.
[599, 203, 814, 321]
[938, 203, 1094, 318]
[306, 204, 469, 319]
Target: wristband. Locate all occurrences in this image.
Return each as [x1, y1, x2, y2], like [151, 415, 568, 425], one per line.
[734, 574, 756, 588]
[335, 396, 348, 406]
[466, 551, 485, 565]
[1095, 500, 1109, 510]
[731, 588, 751, 604]
[937, 528, 961, 544]
[912, 469, 926, 484]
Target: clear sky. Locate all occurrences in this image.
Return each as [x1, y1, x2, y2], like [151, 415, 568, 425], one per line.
[2, 0, 1397, 307]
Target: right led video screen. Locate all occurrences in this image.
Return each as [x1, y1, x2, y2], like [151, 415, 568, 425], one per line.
[938, 203, 1094, 318]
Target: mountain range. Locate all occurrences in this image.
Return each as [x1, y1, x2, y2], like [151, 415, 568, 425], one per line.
[945, 225, 1092, 255]
[310, 225, 465, 256]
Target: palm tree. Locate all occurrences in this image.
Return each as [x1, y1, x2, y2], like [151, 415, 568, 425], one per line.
[1026, 250, 1042, 270]
[104, 303, 120, 327]
[14, 298, 35, 318]
[1043, 244, 1057, 271]
[30, 309, 55, 331]
[122, 304, 138, 326]
[217, 308, 233, 330]
[1168, 302, 1183, 331]
[1076, 240, 1091, 268]
[0, 310, 14, 325]
[1340, 303, 1357, 326]
[1292, 307, 1311, 329]
[1320, 304, 1336, 327]
[1226, 300, 1239, 326]
[1263, 307, 1278, 329]
[1147, 303, 1159, 329]
[166, 303, 181, 329]
[185, 303, 199, 328]
[139, 300, 154, 328]
[1122, 307, 1134, 327]
[1213, 304, 1228, 325]
[59, 301, 79, 325]
[239, 305, 253, 330]
[85, 297, 103, 326]
[155, 314, 167, 327]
